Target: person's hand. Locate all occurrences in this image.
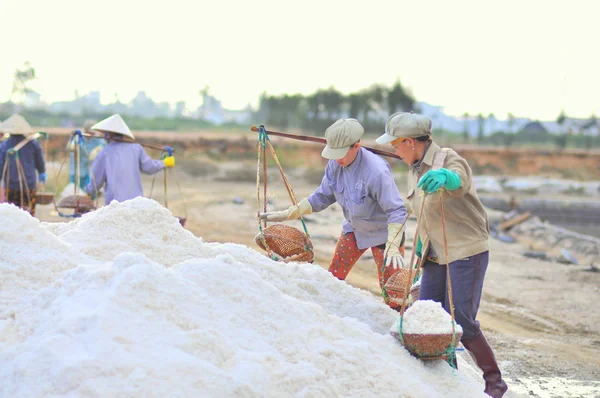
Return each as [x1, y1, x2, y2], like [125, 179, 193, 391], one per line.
[38, 172, 48, 183]
[163, 156, 175, 168]
[384, 222, 407, 269]
[259, 198, 312, 222]
[417, 168, 461, 194]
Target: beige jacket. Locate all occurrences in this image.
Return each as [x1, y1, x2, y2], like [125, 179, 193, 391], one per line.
[406, 141, 489, 264]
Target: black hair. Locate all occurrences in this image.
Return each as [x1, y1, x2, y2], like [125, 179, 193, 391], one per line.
[415, 135, 431, 142]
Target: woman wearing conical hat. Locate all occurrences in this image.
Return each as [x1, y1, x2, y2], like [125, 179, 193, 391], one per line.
[0, 114, 47, 216]
[84, 114, 175, 204]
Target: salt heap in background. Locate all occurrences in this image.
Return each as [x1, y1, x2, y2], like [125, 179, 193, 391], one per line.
[52, 198, 205, 266]
[1, 198, 485, 397]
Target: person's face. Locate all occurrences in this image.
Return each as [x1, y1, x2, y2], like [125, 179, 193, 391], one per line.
[391, 137, 417, 165]
[336, 143, 360, 167]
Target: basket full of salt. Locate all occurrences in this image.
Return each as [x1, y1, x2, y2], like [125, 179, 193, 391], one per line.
[390, 300, 462, 360]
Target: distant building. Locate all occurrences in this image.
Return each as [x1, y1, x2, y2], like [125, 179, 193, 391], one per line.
[522, 121, 548, 133]
[195, 92, 251, 124]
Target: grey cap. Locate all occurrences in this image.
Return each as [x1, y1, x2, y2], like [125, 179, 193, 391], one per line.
[376, 112, 432, 144]
[321, 118, 364, 160]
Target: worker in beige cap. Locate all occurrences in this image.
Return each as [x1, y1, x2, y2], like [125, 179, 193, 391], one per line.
[261, 118, 408, 310]
[377, 112, 507, 398]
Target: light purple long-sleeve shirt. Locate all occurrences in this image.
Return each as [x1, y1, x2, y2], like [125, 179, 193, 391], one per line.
[85, 141, 164, 204]
[308, 147, 407, 250]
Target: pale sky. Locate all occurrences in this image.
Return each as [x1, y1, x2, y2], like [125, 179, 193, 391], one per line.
[1, 0, 598, 120]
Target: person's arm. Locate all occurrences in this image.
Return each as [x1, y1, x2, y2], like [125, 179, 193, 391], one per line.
[417, 150, 472, 197]
[139, 146, 166, 175]
[442, 152, 472, 197]
[306, 163, 337, 212]
[371, 168, 407, 224]
[372, 168, 408, 269]
[259, 163, 337, 221]
[33, 141, 46, 174]
[85, 152, 106, 197]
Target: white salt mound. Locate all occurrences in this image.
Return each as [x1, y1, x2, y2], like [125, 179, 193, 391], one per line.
[0, 203, 87, 308]
[391, 300, 464, 335]
[0, 198, 484, 397]
[55, 197, 205, 266]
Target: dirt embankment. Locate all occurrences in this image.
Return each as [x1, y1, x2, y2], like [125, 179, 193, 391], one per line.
[39, 128, 600, 180]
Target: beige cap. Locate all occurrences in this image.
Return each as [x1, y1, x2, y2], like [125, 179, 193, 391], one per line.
[376, 112, 432, 144]
[321, 118, 364, 159]
[0, 114, 35, 135]
[91, 114, 135, 139]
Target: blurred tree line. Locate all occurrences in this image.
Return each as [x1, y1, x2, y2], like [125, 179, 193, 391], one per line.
[0, 108, 215, 131]
[3, 62, 599, 150]
[254, 80, 417, 134]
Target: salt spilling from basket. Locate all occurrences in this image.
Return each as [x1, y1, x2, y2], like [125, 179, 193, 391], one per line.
[390, 300, 463, 360]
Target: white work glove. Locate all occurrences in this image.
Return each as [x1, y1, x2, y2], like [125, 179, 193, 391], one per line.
[259, 198, 312, 222]
[384, 222, 407, 269]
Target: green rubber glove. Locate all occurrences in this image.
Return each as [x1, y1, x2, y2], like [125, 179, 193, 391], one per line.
[417, 168, 461, 194]
[416, 237, 423, 258]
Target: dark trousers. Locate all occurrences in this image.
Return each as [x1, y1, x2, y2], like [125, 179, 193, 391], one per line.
[418, 251, 489, 341]
[6, 188, 37, 216]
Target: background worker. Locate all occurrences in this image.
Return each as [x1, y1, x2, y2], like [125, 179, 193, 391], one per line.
[84, 114, 175, 204]
[377, 112, 508, 398]
[0, 114, 47, 216]
[261, 118, 408, 309]
[68, 119, 106, 190]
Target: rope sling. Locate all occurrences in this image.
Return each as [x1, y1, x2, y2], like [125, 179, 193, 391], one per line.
[254, 125, 314, 263]
[393, 190, 460, 368]
[52, 130, 100, 218]
[148, 147, 188, 226]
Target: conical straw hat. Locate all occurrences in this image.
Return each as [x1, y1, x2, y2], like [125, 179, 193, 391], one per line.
[91, 114, 134, 139]
[0, 114, 34, 135]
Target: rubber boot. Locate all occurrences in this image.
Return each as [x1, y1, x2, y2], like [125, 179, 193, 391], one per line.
[462, 333, 508, 398]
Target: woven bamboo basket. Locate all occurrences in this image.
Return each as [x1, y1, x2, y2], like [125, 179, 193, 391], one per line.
[255, 224, 314, 263]
[35, 191, 55, 205]
[56, 194, 96, 213]
[391, 331, 462, 360]
[384, 268, 418, 306]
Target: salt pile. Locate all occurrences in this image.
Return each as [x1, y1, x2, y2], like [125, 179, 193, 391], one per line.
[53, 198, 207, 266]
[1, 198, 485, 397]
[391, 300, 464, 335]
[0, 203, 87, 309]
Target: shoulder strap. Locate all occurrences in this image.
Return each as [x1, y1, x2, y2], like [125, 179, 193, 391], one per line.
[431, 148, 451, 170]
[11, 132, 42, 152]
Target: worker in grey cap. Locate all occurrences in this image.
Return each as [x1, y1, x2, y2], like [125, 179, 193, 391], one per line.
[377, 112, 507, 398]
[261, 118, 408, 310]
